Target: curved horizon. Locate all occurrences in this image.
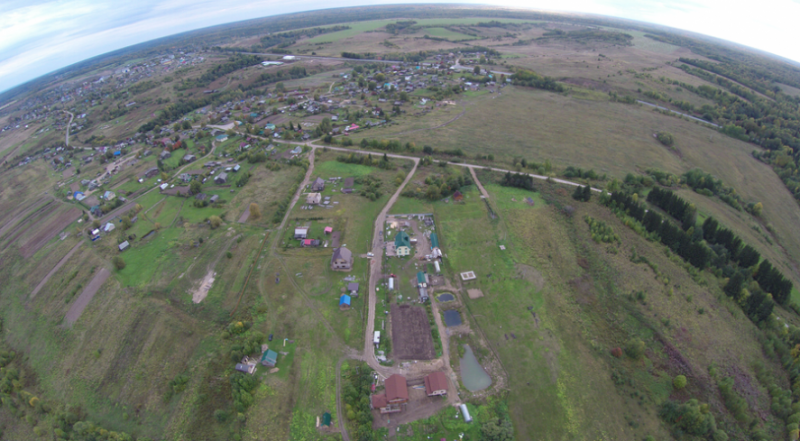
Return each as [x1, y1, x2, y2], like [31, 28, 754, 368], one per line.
[2, 1, 800, 96]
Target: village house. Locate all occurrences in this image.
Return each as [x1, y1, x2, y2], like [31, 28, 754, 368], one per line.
[371, 374, 408, 414]
[339, 294, 351, 310]
[214, 172, 228, 184]
[302, 239, 320, 247]
[430, 232, 442, 259]
[159, 150, 171, 160]
[331, 247, 352, 270]
[144, 167, 159, 178]
[394, 231, 411, 257]
[260, 349, 278, 367]
[235, 363, 256, 374]
[182, 153, 196, 163]
[312, 177, 325, 192]
[306, 193, 321, 205]
[294, 227, 309, 239]
[424, 371, 448, 396]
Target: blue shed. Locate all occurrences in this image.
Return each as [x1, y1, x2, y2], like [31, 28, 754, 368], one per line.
[339, 294, 351, 309]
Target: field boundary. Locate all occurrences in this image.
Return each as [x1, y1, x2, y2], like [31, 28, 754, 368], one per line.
[29, 241, 83, 301]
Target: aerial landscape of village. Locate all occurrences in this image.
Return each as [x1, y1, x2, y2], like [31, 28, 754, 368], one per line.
[2, 3, 800, 441]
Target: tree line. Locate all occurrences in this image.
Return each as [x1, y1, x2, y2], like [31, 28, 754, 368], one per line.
[641, 187, 794, 311]
[511, 69, 565, 92]
[174, 55, 262, 91]
[500, 171, 535, 190]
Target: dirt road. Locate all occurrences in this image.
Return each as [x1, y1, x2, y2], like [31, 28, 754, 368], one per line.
[469, 167, 489, 198]
[362, 158, 419, 368]
[29, 242, 83, 301]
[278, 149, 315, 232]
[64, 111, 74, 146]
[64, 267, 111, 325]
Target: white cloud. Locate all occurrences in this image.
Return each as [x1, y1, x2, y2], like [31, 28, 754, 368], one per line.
[1, 0, 799, 93]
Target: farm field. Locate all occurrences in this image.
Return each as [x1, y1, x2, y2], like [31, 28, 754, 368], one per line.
[352, 87, 800, 289]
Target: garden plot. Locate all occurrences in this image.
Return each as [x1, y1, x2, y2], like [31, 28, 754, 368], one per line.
[390, 304, 435, 360]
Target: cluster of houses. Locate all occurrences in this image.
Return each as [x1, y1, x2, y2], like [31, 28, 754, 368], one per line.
[11, 49, 202, 137]
[370, 372, 449, 414]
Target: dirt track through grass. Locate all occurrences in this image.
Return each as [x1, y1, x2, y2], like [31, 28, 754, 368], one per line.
[64, 267, 110, 325]
[29, 241, 83, 300]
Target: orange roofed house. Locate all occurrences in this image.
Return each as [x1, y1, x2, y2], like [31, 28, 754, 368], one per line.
[371, 374, 408, 413]
[424, 371, 448, 396]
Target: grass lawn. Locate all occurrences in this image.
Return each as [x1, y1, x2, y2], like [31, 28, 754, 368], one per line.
[420, 27, 480, 41]
[163, 149, 187, 168]
[113, 227, 186, 287]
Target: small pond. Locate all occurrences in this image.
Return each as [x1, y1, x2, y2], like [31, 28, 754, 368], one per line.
[438, 293, 454, 302]
[460, 345, 491, 391]
[443, 309, 462, 327]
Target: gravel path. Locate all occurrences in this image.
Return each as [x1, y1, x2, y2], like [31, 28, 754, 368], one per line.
[64, 267, 110, 325]
[469, 167, 490, 198]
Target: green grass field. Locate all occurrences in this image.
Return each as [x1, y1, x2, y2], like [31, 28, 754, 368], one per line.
[420, 27, 480, 41]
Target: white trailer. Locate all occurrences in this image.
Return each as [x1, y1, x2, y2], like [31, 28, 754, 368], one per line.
[373, 331, 381, 345]
[388, 277, 394, 290]
[434, 261, 441, 273]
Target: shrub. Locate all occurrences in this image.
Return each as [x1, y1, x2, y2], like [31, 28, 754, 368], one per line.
[656, 131, 675, 147]
[673, 375, 687, 389]
[625, 339, 645, 360]
[209, 215, 222, 229]
[226, 251, 233, 259]
[112, 256, 126, 270]
[214, 409, 229, 422]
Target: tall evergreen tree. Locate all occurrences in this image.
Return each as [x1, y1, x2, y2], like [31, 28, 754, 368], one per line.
[724, 272, 745, 300]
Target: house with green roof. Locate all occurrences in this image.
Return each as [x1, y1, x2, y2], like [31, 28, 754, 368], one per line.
[417, 271, 427, 286]
[260, 349, 278, 367]
[321, 412, 332, 427]
[430, 232, 442, 259]
[394, 231, 411, 257]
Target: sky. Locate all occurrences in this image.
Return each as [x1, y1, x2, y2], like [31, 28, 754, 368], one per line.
[1, 0, 800, 93]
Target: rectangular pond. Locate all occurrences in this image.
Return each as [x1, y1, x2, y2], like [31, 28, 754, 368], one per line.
[443, 309, 462, 327]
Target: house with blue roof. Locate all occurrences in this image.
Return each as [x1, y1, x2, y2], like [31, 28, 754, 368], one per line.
[339, 294, 351, 310]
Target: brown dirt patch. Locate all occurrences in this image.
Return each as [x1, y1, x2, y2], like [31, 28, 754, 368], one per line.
[467, 289, 484, 299]
[62, 168, 74, 178]
[390, 304, 435, 360]
[238, 206, 250, 223]
[515, 263, 545, 291]
[570, 274, 596, 305]
[20, 207, 81, 258]
[161, 186, 190, 196]
[83, 195, 99, 207]
[64, 267, 111, 325]
[562, 77, 612, 92]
